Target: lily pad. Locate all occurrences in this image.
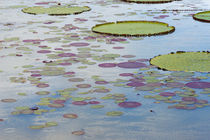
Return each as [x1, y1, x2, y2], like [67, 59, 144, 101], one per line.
[118, 101, 141, 108]
[185, 82, 210, 89]
[92, 21, 175, 36]
[122, 0, 173, 3]
[150, 52, 210, 72]
[22, 6, 91, 16]
[106, 111, 123, 116]
[1, 99, 17, 103]
[193, 11, 210, 22]
[63, 114, 78, 119]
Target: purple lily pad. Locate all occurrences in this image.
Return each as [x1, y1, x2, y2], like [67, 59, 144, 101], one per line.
[95, 81, 109, 85]
[159, 92, 176, 97]
[146, 83, 163, 87]
[31, 74, 41, 77]
[118, 101, 141, 108]
[37, 50, 51, 54]
[53, 100, 66, 104]
[69, 42, 89, 47]
[98, 63, 117, 68]
[111, 38, 127, 42]
[119, 73, 134, 77]
[182, 97, 197, 102]
[58, 53, 76, 57]
[94, 88, 110, 93]
[185, 82, 210, 89]
[76, 84, 91, 88]
[72, 101, 88, 105]
[117, 62, 146, 69]
[113, 46, 124, 49]
[59, 62, 72, 66]
[36, 83, 49, 88]
[88, 101, 100, 104]
[127, 82, 145, 87]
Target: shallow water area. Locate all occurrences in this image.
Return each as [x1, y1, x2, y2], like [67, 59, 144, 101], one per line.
[0, 0, 210, 140]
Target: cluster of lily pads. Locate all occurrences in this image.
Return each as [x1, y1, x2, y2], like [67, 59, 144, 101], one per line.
[0, 0, 210, 136]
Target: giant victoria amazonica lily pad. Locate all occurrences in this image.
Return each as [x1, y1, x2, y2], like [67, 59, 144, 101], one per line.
[150, 52, 210, 72]
[92, 21, 175, 37]
[22, 6, 91, 16]
[193, 11, 210, 22]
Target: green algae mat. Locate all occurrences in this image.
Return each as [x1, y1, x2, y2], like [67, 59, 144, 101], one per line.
[22, 6, 91, 15]
[150, 52, 210, 72]
[193, 11, 210, 22]
[122, 0, 173, 4]
[92, 21, 175, 37]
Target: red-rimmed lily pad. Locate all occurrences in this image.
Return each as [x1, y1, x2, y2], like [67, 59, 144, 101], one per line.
[127, 82, 145, 87]
[63, 113, 78, 119]
[72, 130, 85, 135]
[36, 83, 49, 88]
[58, 53, 76, 57]
[185, 82, 210, 89]
[119, 73, 134, 77]
[35, 91, 50, 95]
[92, 21, 175, 37]
[98, 63, 117, 68]
[72, 101, 88, 105]
[68, 78, 84, 82]
[159, 92, 176, 97]
[76, 84, 91, 88]
[95, 81, 109, 84]
[88, 101, 100, 104]
[1, 99, 17, 103]
[69, 42, 90, 47]
[118, 101, 142, 108]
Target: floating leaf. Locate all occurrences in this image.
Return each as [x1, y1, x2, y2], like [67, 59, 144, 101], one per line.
[150, 52, 210, 72]
[22, 6, 91, 16]
[106, 111, 123, 116]
[92, 21, 175, 36]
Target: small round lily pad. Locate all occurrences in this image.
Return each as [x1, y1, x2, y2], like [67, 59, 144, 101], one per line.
[1, 99, 17, 103]
[29, 125, 45, 129]
[122, 0, 173, 4]
[72, 130, 85, 135]
[118, 101, 142, 108]
[193, 11, 210, 22]
[63, 113, 78, 119]
[150, 52, 210, 72]
[106, 111, 123, 116]
[92, 21, 175, 37]
[35, 91, 50, 95]
[185, 82, 210, 89]
[22, 6, 91, 16]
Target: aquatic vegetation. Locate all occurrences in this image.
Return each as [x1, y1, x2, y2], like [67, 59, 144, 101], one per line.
[22, 6, 91, 15]
[122, 0, 173, 4]
[92, 21, 175, 36]
[150, 52, 210, 72]
[193, 11, 210, 22]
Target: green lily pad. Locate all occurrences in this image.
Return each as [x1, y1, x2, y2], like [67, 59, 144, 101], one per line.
[122, 0, 173, 3]
[91, 105, 104, 109]
[106, 111, 123, 116]
[92, 21, 175, 37]
[22, 6, 91, 16]
[29, 125, 45, 129]
[150, 52, 210, 72]
[193, 11, 210, 22]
